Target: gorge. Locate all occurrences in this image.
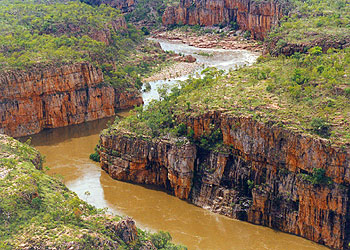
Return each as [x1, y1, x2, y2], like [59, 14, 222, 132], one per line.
[1, 0, 349, 249]
[100, 111, 350, 249]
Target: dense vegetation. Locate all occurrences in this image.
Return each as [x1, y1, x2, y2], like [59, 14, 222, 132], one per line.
[105, 0, 349, 146]
[125, 0, 179, 27]
[0, 135, 185, 249]
[268, 0, 350, 53]
[110, 49, 350, 145]
[0, 0, 172, 89]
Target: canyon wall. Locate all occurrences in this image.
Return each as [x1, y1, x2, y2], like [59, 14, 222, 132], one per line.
[100, 111, 350, 250]
[162, 0, 284, 40]
[0, 62, 142, 137]
[100, 132, 197, 199]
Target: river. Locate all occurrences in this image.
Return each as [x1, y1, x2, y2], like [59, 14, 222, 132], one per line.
[21, 40, 328, 250]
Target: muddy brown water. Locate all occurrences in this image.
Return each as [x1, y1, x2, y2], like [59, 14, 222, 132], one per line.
[20, 40, 328, 250]
[20, 116, 328, 250]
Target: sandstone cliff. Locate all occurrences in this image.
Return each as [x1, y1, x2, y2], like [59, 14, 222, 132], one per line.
[100, 132, 197, 199]
[100, 111, 350, 250]
[162, 0, 284, 40]
[0, 63, 142, 137]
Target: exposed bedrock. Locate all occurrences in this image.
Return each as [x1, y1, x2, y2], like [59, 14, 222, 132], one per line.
[0, 62, 142, 137]
[100, 111, 350, 250]
[162, 0, 285, 40]
[100, 132, 197, 199]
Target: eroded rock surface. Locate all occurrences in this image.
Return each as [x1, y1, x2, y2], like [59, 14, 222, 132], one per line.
[100, 132, 197, 199]
[100, 111, 350, 250]
[0, 63, 142, 137]
[162, 0, 284, 40]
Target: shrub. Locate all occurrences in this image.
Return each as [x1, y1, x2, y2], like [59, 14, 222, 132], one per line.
[243, 31, 251, 39]
[89, 147, 100, 162]
[292, 68, 309, 85]
[276, 39, 287, 52]
[31, 197, 42, 209]
[150, 231, 172, 249]
[310, 118, 331, 138]
[345, 88, 350, 97]
[197, 129, 223, 150]
[302, 168, 332, 186]
[141, 26, 150, 35]
[309, 46, 323, 56]
[187, 128, 195, 142]
[230, 21, 239, 30]
[175, 123, 187, 137]
[266, 84, 274, 92]
[247, 180, 254, 190]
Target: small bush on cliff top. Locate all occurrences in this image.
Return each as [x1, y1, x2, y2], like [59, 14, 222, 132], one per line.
[310, 118, 331, 138]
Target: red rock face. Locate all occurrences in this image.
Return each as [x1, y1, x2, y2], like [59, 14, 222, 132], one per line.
[100, 110, 350, 250]
[100, 132, 197, 199]
[0, 62, 142, 137]
[162, 0, 284, 40]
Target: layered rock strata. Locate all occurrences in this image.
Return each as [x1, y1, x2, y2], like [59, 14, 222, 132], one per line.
[100, 111, 350, 250]
[0, 63, 142, 137]
[100, 132, 197, 199]
[162, 0, 284, 40]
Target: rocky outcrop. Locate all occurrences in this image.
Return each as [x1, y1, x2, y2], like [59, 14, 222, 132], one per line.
[43, 16, 127, 45]
[82, 0, 136, 12]
[100, 132, 197, 199]
[115, 217, 138, 244]
[0, 63, 142, 137]
[162, 0, 285, 40]
[89, 17, 127, 45]
[267, 34, 350, 56]
[100, 111, 350, 250]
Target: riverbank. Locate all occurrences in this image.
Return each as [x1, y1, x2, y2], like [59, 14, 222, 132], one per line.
[23, 115, 329, 250]
[100, 30, 350, 249]
[153, 28, 263, 52]
[0, 134, 184, 249]
[143, 61, 202, 82]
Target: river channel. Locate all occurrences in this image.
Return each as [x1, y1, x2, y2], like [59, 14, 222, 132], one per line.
[21, 40, 328, 250]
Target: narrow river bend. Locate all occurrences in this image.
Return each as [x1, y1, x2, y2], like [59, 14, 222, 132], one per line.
[21, 40, 328, 250]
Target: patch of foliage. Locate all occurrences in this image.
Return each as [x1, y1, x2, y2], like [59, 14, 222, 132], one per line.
[110, 46, 349, 145]
[89, 146, 100, 162]
[310, 118, 331, 138]
[0, 134, 185, 249]
[301, 168, 333, 186]
[125, 0, 179, 27]
[268, 0, 350, 47]
[0, 0, 172, 90]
